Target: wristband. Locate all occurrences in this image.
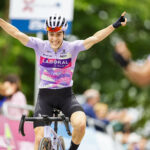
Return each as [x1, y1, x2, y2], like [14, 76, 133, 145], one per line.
[113, 51, 130, 68]
[113, 16, 125, 28]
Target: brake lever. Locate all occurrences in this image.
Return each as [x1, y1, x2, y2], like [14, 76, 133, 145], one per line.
[60, 114, 72, 136]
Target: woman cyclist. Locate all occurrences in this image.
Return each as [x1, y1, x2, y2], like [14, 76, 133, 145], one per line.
[0, 12, 127, 150]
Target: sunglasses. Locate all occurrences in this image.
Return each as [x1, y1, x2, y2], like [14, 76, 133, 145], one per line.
[47, 26, 62, 32]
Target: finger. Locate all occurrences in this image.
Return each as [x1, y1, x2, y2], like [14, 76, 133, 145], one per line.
[121, 18, 127, 26]
[121, 11, 126, 16]
[121, 22, 126, 26]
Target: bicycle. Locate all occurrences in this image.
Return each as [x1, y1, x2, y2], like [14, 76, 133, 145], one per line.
[19, 108, 72, 150]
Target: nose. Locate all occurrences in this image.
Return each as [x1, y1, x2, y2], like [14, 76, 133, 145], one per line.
[52, 35, 58, 41]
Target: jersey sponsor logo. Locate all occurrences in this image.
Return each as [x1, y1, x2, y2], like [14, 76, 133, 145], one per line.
[60, 52, 72, 58]
[43, 53, 53, 58]
[60, 49, 67, 57]
[60, 54, 67, 58]
[46, 50, 52, 53]
[40, 56, 72, 68]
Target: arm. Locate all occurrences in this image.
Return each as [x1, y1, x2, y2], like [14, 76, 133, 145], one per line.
[83, 25, 115, 49]
[124, 60, 150, 86]
[83, 12, 127, 50]
[114, 41, 150, 86]
[0, 18, 29, 46]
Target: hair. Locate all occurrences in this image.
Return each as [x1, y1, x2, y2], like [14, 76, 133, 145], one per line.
[47, 31, 64, 37]
[4, 74, 21, 92]
[84, 89, 100, 101]
[94, 103, 108, 113]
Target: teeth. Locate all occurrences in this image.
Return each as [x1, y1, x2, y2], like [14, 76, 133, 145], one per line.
[53, 42, 59, 45]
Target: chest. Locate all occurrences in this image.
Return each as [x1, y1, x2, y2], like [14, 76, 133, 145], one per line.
[40, 48, 72, 59]
[39, 49, 72, 69]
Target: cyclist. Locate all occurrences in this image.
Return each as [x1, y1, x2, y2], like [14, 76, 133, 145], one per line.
[0, 12, 127, 150]
[114, 41, 150, 87]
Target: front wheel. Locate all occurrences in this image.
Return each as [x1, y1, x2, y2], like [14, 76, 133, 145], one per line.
[57, 136, 65, 150]
[38, 137, 51, 150]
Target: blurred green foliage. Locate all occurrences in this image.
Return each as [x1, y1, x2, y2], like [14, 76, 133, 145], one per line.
[0, 0, 150, 131]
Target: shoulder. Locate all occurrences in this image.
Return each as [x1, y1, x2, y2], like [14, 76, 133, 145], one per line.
[12, 91, 26, 100]
[26, 37, 46, 48]
[63, 40, 84, 45]
[64, 40, 85, 50]
[28, 37, 44, 43]
[27, 36, 46, 46]
[69, 40, 84, 45]
[62, 40, 71, 46]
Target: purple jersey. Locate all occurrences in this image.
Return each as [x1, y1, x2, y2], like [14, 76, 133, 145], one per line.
[26, 37, 86, 89]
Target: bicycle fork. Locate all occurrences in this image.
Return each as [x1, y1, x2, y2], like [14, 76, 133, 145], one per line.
[44, 126, 63, 150]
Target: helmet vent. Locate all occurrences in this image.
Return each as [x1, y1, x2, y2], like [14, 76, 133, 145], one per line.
[61, 18, 65, 26]
[57, 21, 60, 26]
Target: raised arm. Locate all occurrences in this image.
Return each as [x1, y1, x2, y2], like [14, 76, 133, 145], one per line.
[114, 41, 150, 86]
[0, 18, 29, 46]
[124, 60, 150, 86]
[83, 12, 127, 50]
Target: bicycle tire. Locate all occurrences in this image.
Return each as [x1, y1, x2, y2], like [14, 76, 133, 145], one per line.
[38, 137, 51, 150]
[57, 136, 65, 150]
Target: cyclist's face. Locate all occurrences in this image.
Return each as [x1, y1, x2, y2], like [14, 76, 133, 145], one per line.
[48, 31, 64, 50]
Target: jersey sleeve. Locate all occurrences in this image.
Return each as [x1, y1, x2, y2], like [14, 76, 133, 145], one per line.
[70, 40, 87, 57]
[26, 37, 44, 53]
[71, 40, 87, 52]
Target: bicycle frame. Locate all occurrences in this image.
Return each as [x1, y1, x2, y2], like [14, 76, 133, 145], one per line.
[44, 125, 63, 150]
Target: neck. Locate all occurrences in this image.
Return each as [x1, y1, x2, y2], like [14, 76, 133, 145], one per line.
[53, 48, 58, 53]
[51, 41, 63, 53]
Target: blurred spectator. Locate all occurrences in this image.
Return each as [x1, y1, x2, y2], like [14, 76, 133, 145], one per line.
[0, 74, 28, 118]
[138, 137, 148, 150]
[94, 102, 110, 125]
[82, 89, 110, 132]
[94, 102, 110, 132]
[107, 109, 133, 148]
[114, 41, 150, 87]
[82, 89, 100, 119]
[127, 133, 141, 150]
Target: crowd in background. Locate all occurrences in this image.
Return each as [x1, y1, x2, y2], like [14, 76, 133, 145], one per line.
[81, 88, 149, 150]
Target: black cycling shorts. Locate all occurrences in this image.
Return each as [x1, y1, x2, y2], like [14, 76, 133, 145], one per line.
[33, 87, 84, 128]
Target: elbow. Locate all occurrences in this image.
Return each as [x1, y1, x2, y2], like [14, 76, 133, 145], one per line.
[135, 80, 150, 87]
[128, 76, 150, 87]
[125, 68, 150, 87]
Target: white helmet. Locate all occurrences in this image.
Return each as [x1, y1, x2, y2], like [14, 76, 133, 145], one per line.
[46, 14, 68, 32]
